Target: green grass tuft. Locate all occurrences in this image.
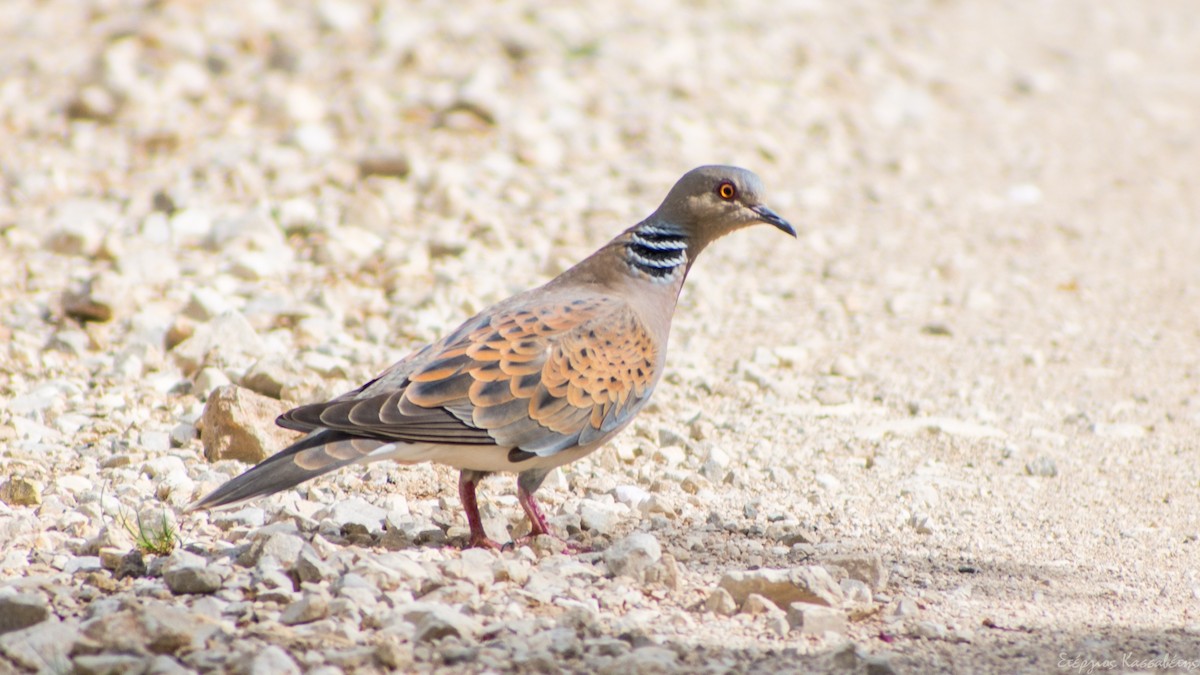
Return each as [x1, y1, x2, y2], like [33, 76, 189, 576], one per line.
[117, 508, 178, 556]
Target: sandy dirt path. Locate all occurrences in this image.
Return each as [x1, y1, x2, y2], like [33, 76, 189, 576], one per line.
[2, 1, 1198, 672]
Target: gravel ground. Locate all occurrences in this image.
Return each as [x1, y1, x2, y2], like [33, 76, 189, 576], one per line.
[3, 0, 1200, 673]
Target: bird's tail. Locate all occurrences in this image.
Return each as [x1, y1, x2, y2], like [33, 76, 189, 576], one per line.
[186, 430, 389, 511]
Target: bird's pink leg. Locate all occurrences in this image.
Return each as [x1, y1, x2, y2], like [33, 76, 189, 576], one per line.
[519, 485, 553, 538]
[513, 483, 591, 553]
[458, 471, 502, 550]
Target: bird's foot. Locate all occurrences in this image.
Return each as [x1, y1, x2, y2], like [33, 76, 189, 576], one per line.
[466, 533, 506, 551]
[510, 484, 590, 553]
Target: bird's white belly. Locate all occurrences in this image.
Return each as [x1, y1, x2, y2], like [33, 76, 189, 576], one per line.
[363, 441, 602, 474]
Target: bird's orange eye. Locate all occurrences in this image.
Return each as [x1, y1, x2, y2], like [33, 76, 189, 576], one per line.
[717, 182, 736, 200]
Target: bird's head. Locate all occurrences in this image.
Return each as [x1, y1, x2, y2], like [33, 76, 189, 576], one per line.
[654, 165, 795, 250]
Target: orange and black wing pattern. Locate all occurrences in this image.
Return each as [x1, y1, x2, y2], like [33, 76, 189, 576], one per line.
[279, 293, 661, 459]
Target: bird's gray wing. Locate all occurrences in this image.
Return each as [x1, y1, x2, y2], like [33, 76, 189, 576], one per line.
[277, 292, 661, 457]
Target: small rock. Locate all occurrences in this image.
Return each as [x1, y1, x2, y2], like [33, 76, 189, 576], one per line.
[155, 474, 195, 508]
[45, 200, 114, 256]
[139, 430, 172, 453]
[0, 617, 80, 670]
[825, 553, 889, 591]
[238, 525, 306, 569]
[162, 547, 202, 569]
[766, 613, 791, 637]
[657, 427, 688, 448]
[358, 153, 411, 178]
[171, 311, 264, 375]
[241, 356, 302, 399]
[0, 594, 50, 634]
[585, 637, 631, 658]
[742, 593, 783, 616]
[542, 626, 581, 657]
[164, 565, 223, 595]
[607, 646, 678, 673]
[705, 587, 738, 616]
[84, 572, 118, 593]
[1025, 456, 1058, 477]
[145, 654, 193, 675]
[403, 603, 481, 643]
[578, 499, 626, 535]
[64, 556, 103, 575]
[557, 605, 600, 639]
[719, 566, 844, 608]
[333, 574, 381, 607]
[115, 550, 147, 579]
[55, 475, 90, 497]
[50, 329, 92, 355]
[323, 497, 388, 534]
[1007, 183, 1042, 205]
[295, 549, 337, 584]
[910, 620, 948, 640]
[652, 444, 687, 467]
[62, 284, 114, 324]
[441, 548, 496, 590]
[737, 360, 773, 390]
[193, 367, 232, 395]
[492, 558, 531, 585]
[699, 445, 732, 481]
[646, 552, 681, 591]
[78, 602, 217, 656]
[612, 485, 650, 509]
[73, 654, 146, 675]
[248, 645, 300, 675]
[830, 354, 861, 378]
[0, 478, 41, 506]
[280, 591, 330, 625]
[679, 474, 709, 494]
[813, 378, 852, 406]
[840, 578, 874, 604]
[276, 199, 321, 233]
[637, 495, 674, 517]
[604, 532, 661, 582]
[291, 123, 336, 156]
[98, 547, 126, 571]
[892, 598, 919, 617]
[1091, 423, 1148, 438]
[101, 455, 132, 469]
[169, 422, 197, 447]
[253, 567, 299, 604]
[182, 287, 232, 322]
[865, 654, 900, 675]
[66, 84, 119, 121]
[787, 603, 848, 635]
[300, 351, 349, 378]
[374, 640, 411, 669]
[382, 518, 446, 549]
[814, 472, 842, 492]
[773, 345, 810, 368]
[210, 506, 266, 530]
[139, 451, 184, 478]
[909, 512, 935, 534]
[200, 384, 295, 464]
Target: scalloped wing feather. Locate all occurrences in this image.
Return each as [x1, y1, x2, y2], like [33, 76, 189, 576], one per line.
[275, 293, 662, 462]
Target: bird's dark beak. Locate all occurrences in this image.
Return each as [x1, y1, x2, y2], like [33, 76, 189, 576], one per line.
[751, 204, 796, 237]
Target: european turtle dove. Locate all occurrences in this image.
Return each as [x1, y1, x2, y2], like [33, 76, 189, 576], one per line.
[190, 165, 795, 549]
